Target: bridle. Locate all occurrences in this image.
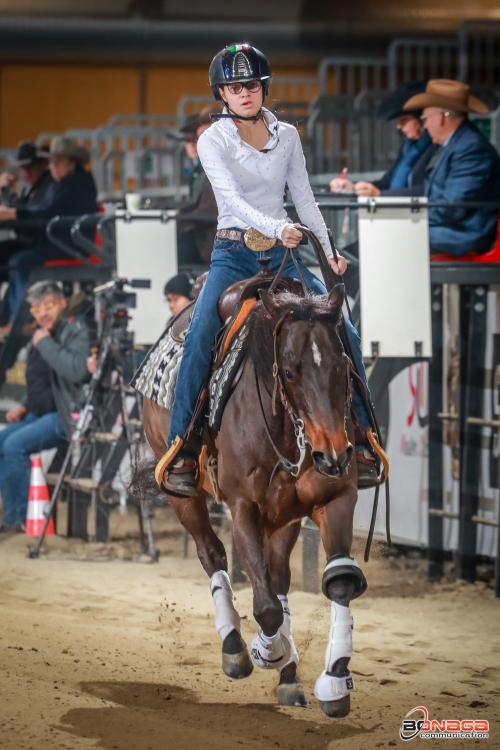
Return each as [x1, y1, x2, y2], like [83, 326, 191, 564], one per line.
[254, 310, 353, 483]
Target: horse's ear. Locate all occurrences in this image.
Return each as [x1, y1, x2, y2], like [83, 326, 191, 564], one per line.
[259, 289, 279, 317]
[328, 283, 345, 311]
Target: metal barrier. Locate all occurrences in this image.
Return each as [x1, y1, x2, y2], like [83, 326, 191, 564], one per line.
[388, 38, 459, 90]
[458, 20, 500, 107]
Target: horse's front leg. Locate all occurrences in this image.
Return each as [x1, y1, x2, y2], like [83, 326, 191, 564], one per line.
[169, 493, 253, 680]
[230, 497, 292, 673]
[311, 487, 367, 719]
[268, 521, 308, 707]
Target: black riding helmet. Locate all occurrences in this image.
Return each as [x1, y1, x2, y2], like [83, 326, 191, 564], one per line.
[209, 44, 271, 101]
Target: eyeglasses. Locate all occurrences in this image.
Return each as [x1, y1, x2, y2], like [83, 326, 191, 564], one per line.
[225, 80, 262, 95]
[29, 300, 58, 316]
[420, 110, 450, 122]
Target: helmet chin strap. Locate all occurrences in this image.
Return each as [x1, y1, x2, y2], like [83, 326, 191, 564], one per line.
[211, 103, 264, 122]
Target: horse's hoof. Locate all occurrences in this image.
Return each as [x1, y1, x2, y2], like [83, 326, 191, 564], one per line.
[277, 682, 308, 707]
[222, 630, 254, 680]
[318, 694, 351, 718]
[277, 661, 308, 707]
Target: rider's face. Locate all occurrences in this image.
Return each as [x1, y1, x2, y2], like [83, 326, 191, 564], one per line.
[219, 82, 263, 118]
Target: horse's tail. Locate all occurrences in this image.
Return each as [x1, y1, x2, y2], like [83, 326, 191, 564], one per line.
[128, 453, 168, 507]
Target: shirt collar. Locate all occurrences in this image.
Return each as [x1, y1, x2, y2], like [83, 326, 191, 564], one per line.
[216, 106, 278, 142]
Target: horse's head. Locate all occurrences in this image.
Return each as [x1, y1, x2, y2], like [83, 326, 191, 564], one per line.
[259, 286, 354, 479]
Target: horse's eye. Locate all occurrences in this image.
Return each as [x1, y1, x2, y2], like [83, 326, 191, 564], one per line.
[285, 370, 293, 380]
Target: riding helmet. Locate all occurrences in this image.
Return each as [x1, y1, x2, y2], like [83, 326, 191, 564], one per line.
[209, 44, 271, 101]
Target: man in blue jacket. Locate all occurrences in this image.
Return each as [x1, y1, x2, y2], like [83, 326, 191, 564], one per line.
[404, 79, 500, 256]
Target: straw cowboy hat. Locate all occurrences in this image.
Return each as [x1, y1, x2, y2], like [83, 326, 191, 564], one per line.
[49, 136, 90, 165]
[404, 79, 489, 115]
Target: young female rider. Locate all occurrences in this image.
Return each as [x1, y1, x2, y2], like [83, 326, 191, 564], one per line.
[164, 43, 375, 496]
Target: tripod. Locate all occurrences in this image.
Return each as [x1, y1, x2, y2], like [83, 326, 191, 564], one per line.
[29, 282, 157, 561]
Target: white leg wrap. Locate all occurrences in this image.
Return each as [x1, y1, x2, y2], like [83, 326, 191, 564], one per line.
[210, 570, 241, 642]
[277, 595, 299, 668]
[314, 601, 355, 703]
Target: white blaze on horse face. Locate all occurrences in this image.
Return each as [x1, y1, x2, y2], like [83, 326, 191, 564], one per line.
[312, 341, 322, 367]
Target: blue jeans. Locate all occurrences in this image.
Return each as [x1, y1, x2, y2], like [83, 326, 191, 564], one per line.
[167, 238, 371, 447]
[8, 246, 63, 320]
[0, 412, 66, 526]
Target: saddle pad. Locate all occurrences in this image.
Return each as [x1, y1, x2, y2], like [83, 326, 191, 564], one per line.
[131, 319, 249, 429]
[131, 328, 183, 410]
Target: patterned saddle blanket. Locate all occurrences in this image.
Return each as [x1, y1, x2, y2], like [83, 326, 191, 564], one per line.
[131, 314, 249, 432]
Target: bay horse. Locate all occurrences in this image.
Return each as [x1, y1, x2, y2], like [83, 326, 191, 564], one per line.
[142, 284, 367, 718]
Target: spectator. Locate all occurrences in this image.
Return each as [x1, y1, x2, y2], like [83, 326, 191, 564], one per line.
[0, 280, 92, 537]
[0, 137, 97, 320]
[164, 273, 193, 317]
[177, 108, 218, 264]
[330, 81, 438, 197]
[404, 79, 500, 256]
[0, 141, 52, 274]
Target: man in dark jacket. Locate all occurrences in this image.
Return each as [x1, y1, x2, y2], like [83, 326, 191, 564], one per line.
[0, 141, 53, 271]
[0, 280, 92, 535]
[177, 109, 218, 264]
[0, 137, 98, 318]
[404, 79, 500, 256]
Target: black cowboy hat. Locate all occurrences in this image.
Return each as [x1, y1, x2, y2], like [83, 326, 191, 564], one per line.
[179, 107, 218, 138]
[377, 81, 428, 121]
[13, 141, 50, 166]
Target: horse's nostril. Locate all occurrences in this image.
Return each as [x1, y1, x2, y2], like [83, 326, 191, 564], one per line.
[312, 450, 339, 476]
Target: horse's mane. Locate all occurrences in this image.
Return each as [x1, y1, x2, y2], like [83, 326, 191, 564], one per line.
[246, 292, 342, 384]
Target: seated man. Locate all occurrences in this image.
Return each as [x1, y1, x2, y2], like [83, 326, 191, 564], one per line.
[404, 79, 500, 256]
[164, 273, 193, 317]
[0, 141, 53, 277]
[330, 81, 438, 198]
[0, 137, 97, 319]
[0, 280, 92, 536]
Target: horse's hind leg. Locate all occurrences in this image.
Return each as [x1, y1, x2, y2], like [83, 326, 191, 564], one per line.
[312, 489, 367, 719]
[267, 522, 308, 707]
[169, 493, 253, 681]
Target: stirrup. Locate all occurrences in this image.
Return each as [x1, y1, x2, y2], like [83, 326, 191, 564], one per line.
[155, 438, 206, 496]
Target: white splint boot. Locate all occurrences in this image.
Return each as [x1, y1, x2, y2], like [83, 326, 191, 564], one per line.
[210, 570, 241, 641]
[314, 600, 355, 702]
[277, 594, 299, 668]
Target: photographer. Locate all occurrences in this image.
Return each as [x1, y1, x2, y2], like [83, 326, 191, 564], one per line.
[0, 281, 93, 536]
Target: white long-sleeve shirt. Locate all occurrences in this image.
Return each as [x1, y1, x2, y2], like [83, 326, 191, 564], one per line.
[197, 108, 332, 256]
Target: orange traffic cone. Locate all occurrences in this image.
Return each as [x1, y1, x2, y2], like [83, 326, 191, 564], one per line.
[25, 455, 55, 537]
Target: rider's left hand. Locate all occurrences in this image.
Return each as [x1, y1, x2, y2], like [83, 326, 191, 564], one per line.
[327, 254, 348, 275]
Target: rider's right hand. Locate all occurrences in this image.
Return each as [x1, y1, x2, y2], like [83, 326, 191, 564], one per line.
[281, 223, 303, 248]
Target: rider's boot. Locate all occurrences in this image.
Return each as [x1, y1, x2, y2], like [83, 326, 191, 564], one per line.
[353, 421, 379, 489]
[163, 451, 199, 497]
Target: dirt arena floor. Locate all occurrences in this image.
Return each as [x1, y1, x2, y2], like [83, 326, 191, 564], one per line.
[0, 505, 499, 750]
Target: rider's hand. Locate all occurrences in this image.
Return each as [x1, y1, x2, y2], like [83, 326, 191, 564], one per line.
[281, 223, 303, 249]
[327, 254, 348, 275]
[355, 182, 380, 197]
[330, 178, 355, 193]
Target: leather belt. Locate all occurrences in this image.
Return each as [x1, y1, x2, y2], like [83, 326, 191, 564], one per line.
[216, 228, 284, 247]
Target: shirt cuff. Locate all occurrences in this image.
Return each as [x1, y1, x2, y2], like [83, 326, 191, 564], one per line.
[275, 219, 290, 241]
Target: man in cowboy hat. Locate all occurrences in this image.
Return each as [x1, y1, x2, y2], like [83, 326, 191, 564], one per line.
[0, 142, 53, 282]
[0, 137, 97, 319]
[404, 79, 500, 256]
[176, 107, 218, 264]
